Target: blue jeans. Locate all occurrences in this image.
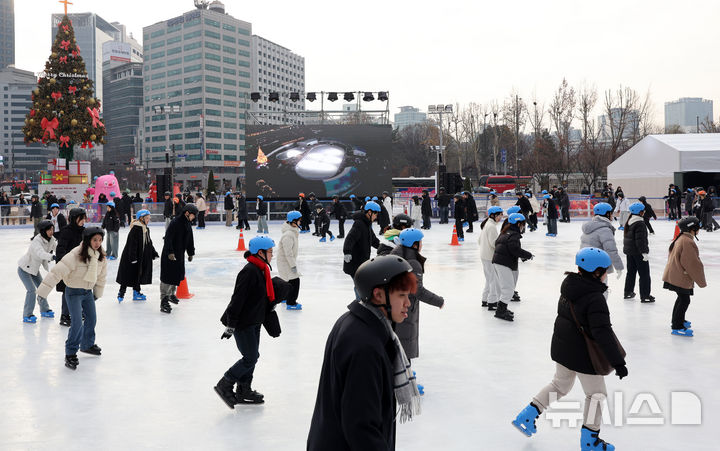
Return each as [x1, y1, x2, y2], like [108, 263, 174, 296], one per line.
[18, 267, 50, 317]
[225, 324, 261, 385]
[439, 206, 449, 223]
[64, 287, 97, 355]
[105, 231, 119, 257]
[546, 218, 557, 235]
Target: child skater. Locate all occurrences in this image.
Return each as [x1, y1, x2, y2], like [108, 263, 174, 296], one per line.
[492, 213, 533, 321]
[101, 201, 120, 260]
[637, 196, 657, 235]
[18, 219, 57, 323]
[478, 206, 503, 309]
[116, 209, 159, 302]
[315, 204, 335, 242]
[623, 202, 653, 302]
[543, 194, 558, 237]
[662, 216, 706, 337]
[613, 191, 630, 230]
[277, 211, 303, 310]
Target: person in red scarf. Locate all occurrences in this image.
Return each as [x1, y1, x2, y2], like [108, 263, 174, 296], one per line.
[215, 235, 277, 408]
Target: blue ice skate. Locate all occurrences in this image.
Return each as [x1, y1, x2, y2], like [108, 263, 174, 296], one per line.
[117, 294, 124, 303]
[41, 310, 55, 318]
[580, 425, 614, 451]
[286, 303, 303, 310]
[107, 256, 116, 261]
[319, 237, 327, 242]
[684, 320, 692, 328]
[133, 290, 147, 301]
[23, 315, 37, 323]
[512, 403, 540, 437]
[618, 226, 624, 231]
[458, 237, 464, 242]
[672, 328, 693, 337]
[330, 235, 336, 242]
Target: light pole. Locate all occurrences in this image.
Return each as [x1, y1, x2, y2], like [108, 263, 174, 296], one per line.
[428, 104, 453, 191]
[515, 95, 521, 176]
[153, 104, 181, 189]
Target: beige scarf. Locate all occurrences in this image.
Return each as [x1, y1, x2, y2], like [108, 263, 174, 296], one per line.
[83, 248, 100, 284]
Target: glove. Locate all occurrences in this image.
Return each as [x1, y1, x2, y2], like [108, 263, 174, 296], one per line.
[188, 255, 193, 262]
[642, 253, 649, 262]
[616, 269, 624, 280]
[221, 327, 234, 339]
[344, 254, 352, 263]
[168, 253, 176, 261]
[615, 365, 628, 380]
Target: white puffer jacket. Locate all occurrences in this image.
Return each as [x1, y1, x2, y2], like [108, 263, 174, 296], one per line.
[478, 217, 501, 261]
[37, 245, 107, 300]
[276, 222, 300, 281]
[195, 197, 207, 212]
[18, 234, 57, 276]
[383, 197, 393, 219]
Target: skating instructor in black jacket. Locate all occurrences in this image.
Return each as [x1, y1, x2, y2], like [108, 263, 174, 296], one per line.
[343, 201, 381, 278]
[308, 255, 421, 451]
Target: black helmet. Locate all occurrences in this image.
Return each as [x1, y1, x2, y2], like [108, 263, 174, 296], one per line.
[678, 217, 700, 233]
[353, 255, 413, 302]
[68, 207, 87, 223]
[183, 204, 199, 216]
[332, 195, 339, 200]
[38, 219, 54, 239]
[392, 213, 413, 229]
[382, 191, 389, 196]
[308, 192, 316, 197]
[83, 226, 105, 239]
[454, 193, 462, 199]
[164, 191, 171, 196]
[315, 203, 324, 210]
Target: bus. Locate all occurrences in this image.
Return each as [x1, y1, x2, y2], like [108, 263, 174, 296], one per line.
[391, 177, 436, 195]
[478, 175, 532, 193]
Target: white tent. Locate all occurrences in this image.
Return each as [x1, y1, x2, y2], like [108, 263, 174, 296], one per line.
[607, 133, 720, 198]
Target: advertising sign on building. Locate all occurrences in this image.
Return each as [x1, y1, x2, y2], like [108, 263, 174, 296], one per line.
[102, 41, 131, 63]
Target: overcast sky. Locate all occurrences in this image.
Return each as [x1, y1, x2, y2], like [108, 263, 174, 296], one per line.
[13, 0, 720, 126]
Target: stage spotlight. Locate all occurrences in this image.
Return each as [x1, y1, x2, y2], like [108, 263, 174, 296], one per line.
[269, 92, 280, 102]
[378, 91, 389, 101]
[363, 92, 375, 102]
[343, 92, 355, 102]
[428, 105, 436, 112]
[327, 92, 338, 102]
[306, 92, 316, 102]
[444, 104, 453, 112]
[290, 92, 300, 102]
[250, 92, 261, 102]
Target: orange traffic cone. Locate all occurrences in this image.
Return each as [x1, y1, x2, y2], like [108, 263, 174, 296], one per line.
[673, 221, 681, 240]
[236, 229, 246, 251]
[450, 224, 460, 246]
[176, 277, 194, 299]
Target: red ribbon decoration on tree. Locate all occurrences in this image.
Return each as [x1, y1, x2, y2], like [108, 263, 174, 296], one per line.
[51, 92, 62, 101]
[68, 86, 77, 94]
[59, 136, 71, 148]
[86, 107, 105, 128]
[81, 141, 94, 149]
[71, 50, 78, 58]
[30, 109, 36, 117]
[60, 40, 71, 50]
[59, 56, 67, 63]
[62, 25, 69, 32]
[41, 117, 59, 141]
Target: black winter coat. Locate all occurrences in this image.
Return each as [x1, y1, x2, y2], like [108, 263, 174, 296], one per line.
[221, 259, 270, 330]
[116, 222, 158, 286]
[701, 196, 715, 215]
[257, 198, 267, 216]
[160, 215, 195, 286]
[516, 196, 532, 216]
[465, 196, 478, 221]
[102, 209, 121, 232]
[237, 196, 248, 218]
[343, 212, 380, 277]
[307, 301, 397, 451]
[378, 202, 391, 230]
[421, 194, 432, 216]
[641, 202, 657, 220]
[551, 273, 626, 375]
[435, 192, 451, 208]
[492, 225, 532, 270]
[622, 216, 649, 256]
[317, 210, 331, 234]
[163, 198, 174, 218]
[55, 222, 84, 292]
[46, 212, 67, 230]
[30, 201, 43, 219]
[560, 192, 571, 209]
[330, 201, 347, 220]
[545, 198, 558, 219]
[453, 198, 466, 221]
[174, 198, 186, 217]
[121, 194, 133, 215]
[351, 198, 363, 212]
[224, 195, 235, 211]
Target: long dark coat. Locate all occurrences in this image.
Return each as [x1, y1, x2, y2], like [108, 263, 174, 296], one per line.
[160, 214, 195, 286]
[342, 211, 380, 277]
[116, 221, 158, 286]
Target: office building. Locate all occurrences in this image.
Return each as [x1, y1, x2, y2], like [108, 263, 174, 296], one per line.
[394, 106, 426, 130]
[142, 2, 251, 187]
[102, 57, 143, 165]
[250, 35, 305, 125]
[665, 97, 714, 133]
[598, 108, 639, 142]
[0, 0, 14, 69]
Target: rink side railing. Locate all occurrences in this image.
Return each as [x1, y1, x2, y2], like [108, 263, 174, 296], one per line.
[0, 196, 715, 226]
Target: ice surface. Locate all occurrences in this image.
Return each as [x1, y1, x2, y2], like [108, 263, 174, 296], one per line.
[1, 220, 719, 450]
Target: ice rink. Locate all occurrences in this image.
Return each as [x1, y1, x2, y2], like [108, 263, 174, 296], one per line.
[2, 218, 718, 450]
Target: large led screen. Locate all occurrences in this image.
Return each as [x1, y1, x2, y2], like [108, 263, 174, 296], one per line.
[244, 124, 392, 198]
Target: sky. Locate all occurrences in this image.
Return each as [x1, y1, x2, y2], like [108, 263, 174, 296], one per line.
[12, 0, 720, 128]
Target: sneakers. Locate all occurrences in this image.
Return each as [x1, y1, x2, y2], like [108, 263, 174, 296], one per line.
[641, 295, 656, 303]
[41, 310, 55, 318]
[80, 344, 102, 355]
[23, 315, 37, 323]
[672, 328, 694, 337]
[623, 292, 636, 300]
[286, 303, 303, 310]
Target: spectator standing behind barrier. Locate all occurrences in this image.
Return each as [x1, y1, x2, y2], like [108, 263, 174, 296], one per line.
[195, 192, 207, 230]
[420, 190, 432, 229]
[435, 187, 451, 224]
[558, 187, 571, 223]
[224, 191, 234, 227]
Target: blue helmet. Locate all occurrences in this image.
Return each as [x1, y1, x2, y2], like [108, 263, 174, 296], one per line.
[593, 202, 613, 215]
[576, 247, 611, 272]
[542, 190, 548, 194]
[488, 206, 503, 215]
[110, 191, 116, 197]
[226, 191, 232, 196]
[257, 195, 264, 200]
[508, 213, 526, 224]
[543, 194, 551, 199]
[364, 196, 371, 202]
[106, 201, 116, 208]
[524, 193, 531, 197]
[489, 190, 497, 195]
[364, 201, 381, 212]
[68, 200, 76, 204]
[628, 202, 645, 215]
[136, 209, 151, 220]
[249, 235, 275, 254]
[507, 206, 521, 215]
[287, 210, 302, 222]
[372, 196, 378, 201]
[399, 228, 424, 247]
[50, 203, 60, 209]
[350, 194, 356, 199]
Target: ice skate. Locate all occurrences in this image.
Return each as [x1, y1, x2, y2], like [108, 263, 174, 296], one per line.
[132, 290, 147, 301]
[487, 302, 497, 311]
[512, 291, 521, 302]
[671, 328, 693, 337]
[286, 303, 303, 310]
[329, 235, 335, 242]
[481, 301, 488, 307]
[168, 295, 180, 304]
[65, 354, 79, 371]
[319, 237, 326, 242]
[117, 293, 124, 303]
[494, 302, 514, 321]
[684, 321, 692, 328]
[59, 314, 71, 327]
[236, 383, 264, 404]
[80, 344, 102, 356]
[512, 403, 540, 437]
[580, 426, 615, 451]
[40, 310, 54, 318]
[623, 292, 636, 300]
[641, 295, 655, 303]
[160, 298, 172, 314]
[214, 376, 237, 410]
[23, 315, 37, 323]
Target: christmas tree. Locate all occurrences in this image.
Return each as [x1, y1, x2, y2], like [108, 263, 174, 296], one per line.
[22, 14, 106, 161]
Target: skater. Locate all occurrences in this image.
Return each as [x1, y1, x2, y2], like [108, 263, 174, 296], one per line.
[195, 192, 207, 229]
[409, 195, 421, 227]
[46, 203, 67, 233]
[298, 192, 311, 233]
[453, 193, 466, 242]
[543, 193, 558, 237]
[159, 204, 196, 314]
[307, 255, 420, 450]
[377, 194, 391, 233]
[381, 191, 393, 224]
[330, 195, 347, 238]
[377, 213, 414, 256]
[527, 192, 540, 231]
[55, 207, 87, 327]
[277, 211, 303, 310]
[224, 191, 234, 227]
[173, 194, 186, 218]
[315, 204, 335, 242]
[162, 191, 174, 230]
[101, 201, 120, 260]
[391, 228, 445, 394]
[420, 189, 432, 229]
[18, 219, 57, 323]
[623, 202, 653, 302]
[665, 186, 679, 220]
[698, 190, 718, 231]
[216, 236, 277, 407]
[38, 227, 108, 371]
[116, 209, 158, 302]
[236, 192, 250, 230]
[511, 247, 626, 451]
[342, 201, 381, 279]
[684, 188, 694, 217]
[613, 192, 630, 230]
[120, 190, 133, 226]
[435, 187, 451, 224]
[30, 194, 43, 237]
[464, 191, 478, 233]
[478, 206, 503, 309]
[637, 196, 657, 235]
[256, 195, 268, 234]
[488, 190, 500, 207]
[515, 191, 533, 227]
[662, 216, 706, 337]
[558, 187, 571, 222]
[580, 203, 624, 283]
[492, 213, 533, 321]
[350, 194, 363, 213]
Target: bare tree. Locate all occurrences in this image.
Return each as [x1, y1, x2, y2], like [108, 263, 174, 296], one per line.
[602, 86, 640, 160]
[503, 90, 527, 175]
[548, 78, 576, 186]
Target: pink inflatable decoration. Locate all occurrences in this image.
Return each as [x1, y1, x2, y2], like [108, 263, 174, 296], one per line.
[92, 174, 120, 203]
